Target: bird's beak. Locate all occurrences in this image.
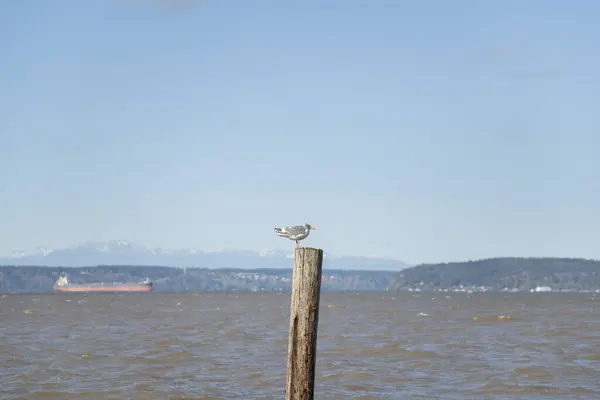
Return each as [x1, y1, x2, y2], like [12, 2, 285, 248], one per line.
[311, 227, 316, 230]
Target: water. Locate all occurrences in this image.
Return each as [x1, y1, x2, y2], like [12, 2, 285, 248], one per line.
[1, 292, 599, 399]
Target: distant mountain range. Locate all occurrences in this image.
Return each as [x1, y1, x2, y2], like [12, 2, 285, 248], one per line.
[0, 240, 411, 270]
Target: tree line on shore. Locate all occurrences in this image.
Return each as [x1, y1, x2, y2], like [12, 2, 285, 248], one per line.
[1, 257, 598, 293]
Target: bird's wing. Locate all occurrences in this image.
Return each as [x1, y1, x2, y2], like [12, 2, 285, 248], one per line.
[280, 225, 307, 235]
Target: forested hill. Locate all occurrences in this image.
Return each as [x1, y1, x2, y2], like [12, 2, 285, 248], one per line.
[387, 257, 600, 292]
[1, 257, 599, 293]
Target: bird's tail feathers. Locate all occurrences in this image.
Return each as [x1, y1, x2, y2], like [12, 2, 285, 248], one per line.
[274, 227, 289, 237]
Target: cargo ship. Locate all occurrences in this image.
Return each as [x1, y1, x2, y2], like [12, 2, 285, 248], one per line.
[54, 274, 153, 293]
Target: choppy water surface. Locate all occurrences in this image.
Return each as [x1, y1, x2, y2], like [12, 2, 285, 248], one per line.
[1, 292, 600, 399]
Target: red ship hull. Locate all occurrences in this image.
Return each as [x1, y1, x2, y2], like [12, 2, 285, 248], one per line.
[55, 283, 153, 293]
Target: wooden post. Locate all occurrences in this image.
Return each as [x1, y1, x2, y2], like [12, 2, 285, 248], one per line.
[285, 247, 324, 400]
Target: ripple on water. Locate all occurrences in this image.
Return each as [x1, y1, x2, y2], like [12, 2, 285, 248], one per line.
[0, 292, 599, 399]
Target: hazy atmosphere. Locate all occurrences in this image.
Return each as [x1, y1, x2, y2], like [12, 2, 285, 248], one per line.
[3, 3, 600, 399]
[2, 1, 599, 264]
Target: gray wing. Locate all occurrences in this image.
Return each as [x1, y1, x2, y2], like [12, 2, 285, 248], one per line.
[281, 225, 307, 235]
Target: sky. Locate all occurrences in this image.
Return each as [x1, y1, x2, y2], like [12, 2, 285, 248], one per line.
[1, 0, 599, 264]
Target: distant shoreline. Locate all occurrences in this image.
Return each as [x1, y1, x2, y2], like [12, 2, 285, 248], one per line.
[2, 289, 598, 295]
[2, 257, 600, 293]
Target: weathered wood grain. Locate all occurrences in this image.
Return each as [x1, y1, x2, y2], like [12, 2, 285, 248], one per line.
[285, 247, 323, 400]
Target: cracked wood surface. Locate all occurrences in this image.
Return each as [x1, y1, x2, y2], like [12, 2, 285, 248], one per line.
[285, 248, 323, 400]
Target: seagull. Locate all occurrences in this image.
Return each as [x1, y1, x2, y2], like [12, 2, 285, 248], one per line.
[274, 223, 316, 247]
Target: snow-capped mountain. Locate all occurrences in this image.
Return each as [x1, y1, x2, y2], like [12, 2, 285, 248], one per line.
[0, 240, 411, 270]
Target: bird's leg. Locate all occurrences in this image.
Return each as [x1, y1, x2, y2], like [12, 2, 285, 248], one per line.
[296, 240, 299, 248]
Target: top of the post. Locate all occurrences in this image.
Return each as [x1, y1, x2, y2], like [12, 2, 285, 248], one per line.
[293, 247, 323, 256]
[293, 248, 324, 263]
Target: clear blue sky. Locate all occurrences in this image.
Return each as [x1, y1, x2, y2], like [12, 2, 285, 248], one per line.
[1, 1, 599, 264]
